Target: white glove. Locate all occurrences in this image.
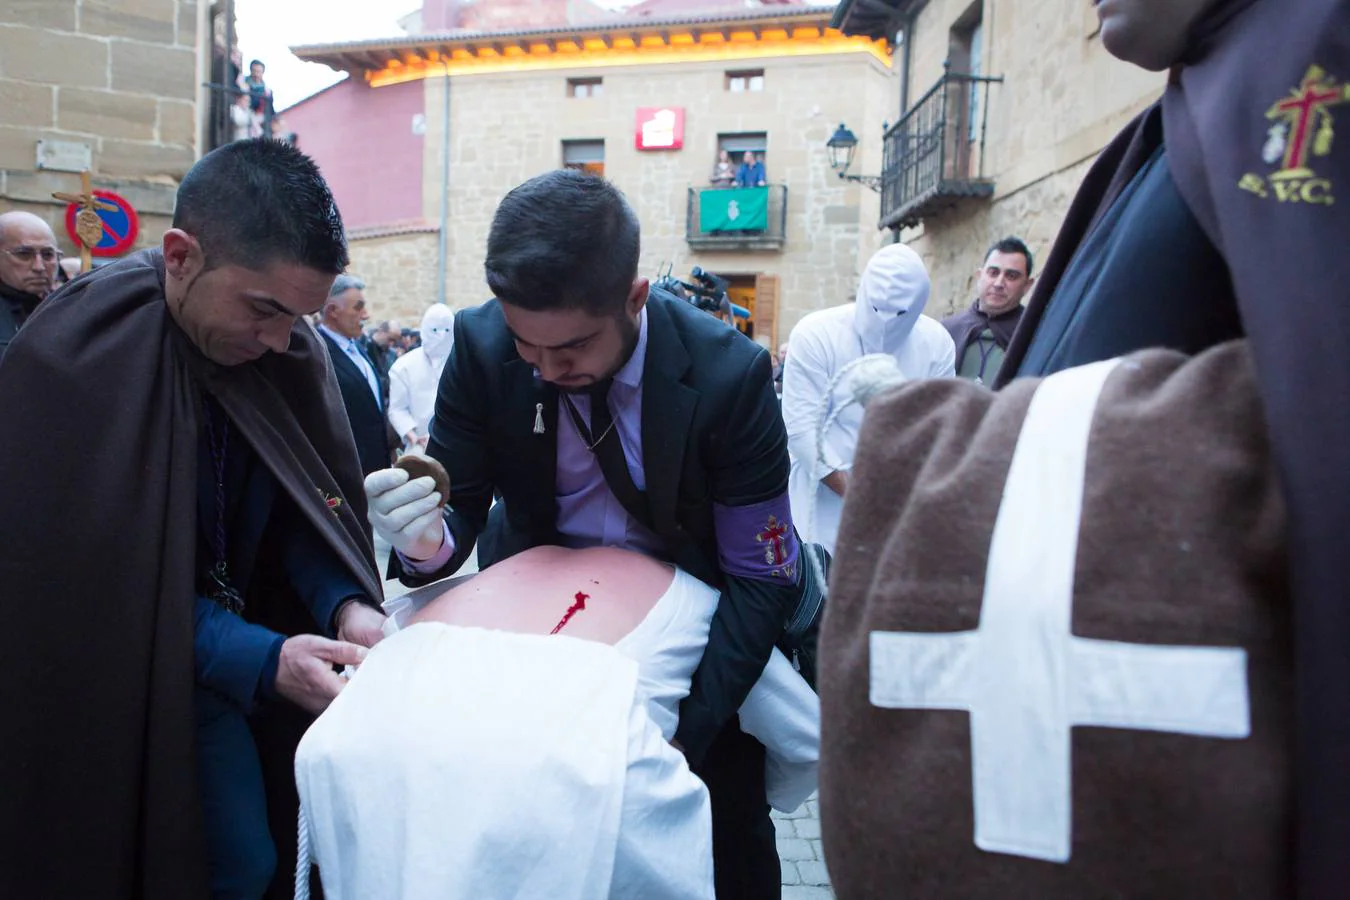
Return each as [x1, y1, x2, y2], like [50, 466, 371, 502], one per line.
[364, 468, 446, 561]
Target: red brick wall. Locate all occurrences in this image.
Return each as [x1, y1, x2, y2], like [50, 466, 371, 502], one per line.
[284, 77, 425, 231]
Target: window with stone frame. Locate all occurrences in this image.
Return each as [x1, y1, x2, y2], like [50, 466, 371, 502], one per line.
[725, 69, 765, 92]
[568, 77, 603, 98]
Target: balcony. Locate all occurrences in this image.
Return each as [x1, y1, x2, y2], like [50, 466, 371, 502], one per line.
[686, 185, 787, 251]
[880, 69, 1002, 230]
[204, 81, 277, 153]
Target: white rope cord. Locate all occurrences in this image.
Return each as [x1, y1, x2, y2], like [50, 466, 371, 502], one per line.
[801, 352, 906, 587]
[294, 800, 313, 900]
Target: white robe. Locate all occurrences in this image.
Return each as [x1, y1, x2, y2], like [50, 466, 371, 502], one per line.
[295, 569, 819, 899]
[783, 245, 955, 554]
[386, 305, 454, 447]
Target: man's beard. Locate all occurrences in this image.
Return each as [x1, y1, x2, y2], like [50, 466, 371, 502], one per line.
[555, 313, 640, 395]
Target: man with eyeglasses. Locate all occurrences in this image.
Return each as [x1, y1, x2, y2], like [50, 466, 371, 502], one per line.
[0, 211, 61, 362]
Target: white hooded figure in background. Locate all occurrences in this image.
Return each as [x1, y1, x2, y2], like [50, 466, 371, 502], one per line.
[782, 243, 955, 553]
[388, 303, 456, 451]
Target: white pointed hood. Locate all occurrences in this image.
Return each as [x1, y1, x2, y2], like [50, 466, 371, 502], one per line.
[853, 243, 931, 356]
[419, 303, 455, 365]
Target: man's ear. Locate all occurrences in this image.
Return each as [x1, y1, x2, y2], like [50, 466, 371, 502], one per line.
[162, 229, 203, 282]
[627, 277, 649, 318]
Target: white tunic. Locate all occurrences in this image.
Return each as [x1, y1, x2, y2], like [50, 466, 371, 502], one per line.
[783, 245, 955, 554]
[386, 304, 455, 447]
[295, 568, 820, 899]
[386, 347, 445, 444]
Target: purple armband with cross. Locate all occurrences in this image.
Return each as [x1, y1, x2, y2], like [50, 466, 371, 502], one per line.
[713, 493, 800, 584]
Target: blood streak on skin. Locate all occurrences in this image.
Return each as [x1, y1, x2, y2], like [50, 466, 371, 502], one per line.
[550, 592, 589, 635]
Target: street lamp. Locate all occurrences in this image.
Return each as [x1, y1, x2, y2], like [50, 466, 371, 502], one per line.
[826, 122, 881, 192]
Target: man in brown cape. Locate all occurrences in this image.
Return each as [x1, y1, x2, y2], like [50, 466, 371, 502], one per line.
[0, 140, 386, 898]
[994, 0, 1346, 894]
[821, 0, 1349, 896]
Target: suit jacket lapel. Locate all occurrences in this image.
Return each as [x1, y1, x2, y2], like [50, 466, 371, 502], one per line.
[323, 331, 381, 412]
[505, 357, 560, 538]
[640, 298, 697, 538]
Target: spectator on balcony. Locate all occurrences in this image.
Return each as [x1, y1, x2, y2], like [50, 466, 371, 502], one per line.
[710, 149, 736, 187]
[736, 151, 766, 188]
[229, 93, 253, 142]
[941, 237, 1034, 385]
[238, 59, 273, 119]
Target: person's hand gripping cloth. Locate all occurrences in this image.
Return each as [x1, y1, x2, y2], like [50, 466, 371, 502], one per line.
[820, 340, 1292, 898]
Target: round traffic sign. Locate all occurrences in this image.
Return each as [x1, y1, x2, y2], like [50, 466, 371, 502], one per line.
[64, 189, 139, 257]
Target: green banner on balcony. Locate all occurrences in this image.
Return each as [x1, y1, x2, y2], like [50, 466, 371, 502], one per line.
[699, 187, 768, 232]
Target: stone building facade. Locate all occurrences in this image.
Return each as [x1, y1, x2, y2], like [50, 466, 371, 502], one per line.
[835, 0, 1165, 316]
[0, 0, 206, 257]
[294, 2, 899, 347]
[345, 224, 442, 328]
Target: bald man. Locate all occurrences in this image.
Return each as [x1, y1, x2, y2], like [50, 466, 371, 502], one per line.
[0, 211, 60, 361]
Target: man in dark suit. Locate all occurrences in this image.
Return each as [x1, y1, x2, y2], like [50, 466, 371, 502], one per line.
[319, 275, 393, 476]
[365, 169, 805, 898]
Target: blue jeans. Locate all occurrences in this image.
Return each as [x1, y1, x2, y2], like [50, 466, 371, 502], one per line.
[195, 689, 277, 899]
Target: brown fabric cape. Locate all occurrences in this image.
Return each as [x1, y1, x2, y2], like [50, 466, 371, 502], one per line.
[821, 341, 1293, 897]
[997, 2, 1350, 891]
[0, 249, 381, 897]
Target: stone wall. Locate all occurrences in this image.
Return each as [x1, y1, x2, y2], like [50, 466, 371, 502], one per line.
[347, 228, 443, 324]
[895, 0, 1164, 316]
[909, 155, 1093, 317]
[420, 47, 898, 346]
[0, 0, 199, 256]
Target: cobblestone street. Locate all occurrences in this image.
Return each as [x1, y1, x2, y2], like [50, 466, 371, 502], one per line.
[774, 796, 834, 897]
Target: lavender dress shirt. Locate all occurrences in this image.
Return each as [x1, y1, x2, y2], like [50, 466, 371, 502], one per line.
[405, 308, 661, 571]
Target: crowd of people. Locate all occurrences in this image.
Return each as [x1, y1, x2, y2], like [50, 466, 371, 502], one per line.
[0, 0, 1344, 897]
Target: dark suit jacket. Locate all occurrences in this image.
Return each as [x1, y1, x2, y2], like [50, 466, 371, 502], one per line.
[321, 329, 392, 476]
[193, 423, 368, 710]
[0, 282, 41, 364]
[399, 290, 803, 763]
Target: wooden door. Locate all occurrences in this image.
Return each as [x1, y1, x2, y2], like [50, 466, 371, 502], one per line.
[753, 273, 781, 349]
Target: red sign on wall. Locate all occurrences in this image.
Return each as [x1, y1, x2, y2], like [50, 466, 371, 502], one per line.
[635, 107, 685, 151]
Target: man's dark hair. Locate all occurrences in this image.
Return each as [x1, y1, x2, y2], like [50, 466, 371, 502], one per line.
[485, 169, 640, 317]
[173, 138, 348, 274]
[249, 59, 265, 71]
[984, 236, 1034, 277]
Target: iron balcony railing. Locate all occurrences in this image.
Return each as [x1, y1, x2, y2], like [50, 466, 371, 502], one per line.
[686, 184, 788, 251]
[880, 68, 1003, 230]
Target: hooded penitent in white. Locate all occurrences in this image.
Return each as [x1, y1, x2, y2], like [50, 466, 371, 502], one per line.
[388, 304, 455, 448]
[782, 243, 955, 553]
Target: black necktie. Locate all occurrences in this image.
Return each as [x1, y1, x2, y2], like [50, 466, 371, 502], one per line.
[578, 380, 652, 529]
